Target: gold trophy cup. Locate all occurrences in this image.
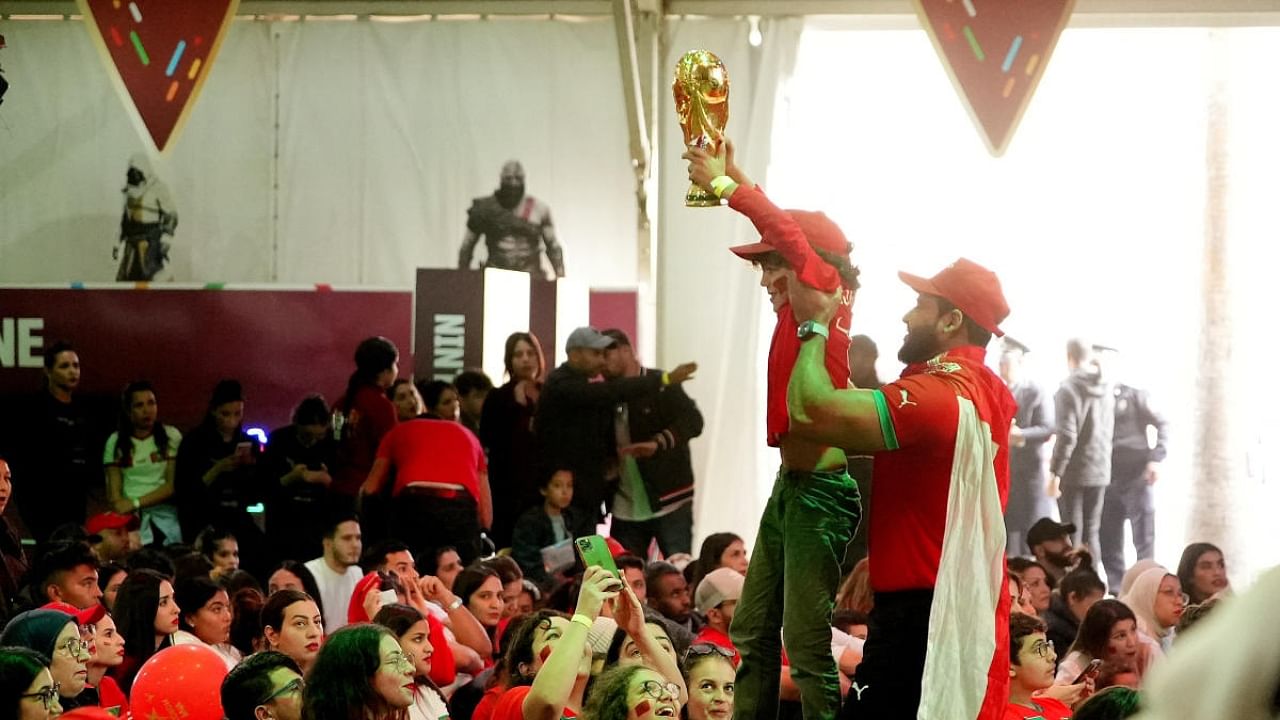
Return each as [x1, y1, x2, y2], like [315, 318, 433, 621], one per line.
[673, 50, 729, 207]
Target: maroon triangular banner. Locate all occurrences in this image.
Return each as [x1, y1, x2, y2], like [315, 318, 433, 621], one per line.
[77, 0, 239, 152]
[914, 0, 1075, 156]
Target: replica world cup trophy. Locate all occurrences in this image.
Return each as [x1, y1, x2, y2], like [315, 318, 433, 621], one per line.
[673, 50, 729, 207]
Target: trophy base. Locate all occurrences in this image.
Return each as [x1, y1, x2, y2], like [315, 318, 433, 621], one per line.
[685, 184, 722, 208]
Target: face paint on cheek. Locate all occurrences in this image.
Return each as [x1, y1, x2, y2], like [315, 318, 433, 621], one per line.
[634, 701, 652, 717]
[539, 645, 553, 663]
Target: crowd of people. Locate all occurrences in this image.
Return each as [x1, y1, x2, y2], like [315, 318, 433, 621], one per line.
[0, 133, 1261, 720]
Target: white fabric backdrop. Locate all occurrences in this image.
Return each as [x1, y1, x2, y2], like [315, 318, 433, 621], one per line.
[657, 17, 804, 553]
[770, 21, 1280, 581]
[0, 19, 275, 283]
[0, 17, 637, 288]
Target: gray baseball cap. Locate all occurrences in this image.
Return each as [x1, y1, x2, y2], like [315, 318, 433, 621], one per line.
[565, 326, 615, 351]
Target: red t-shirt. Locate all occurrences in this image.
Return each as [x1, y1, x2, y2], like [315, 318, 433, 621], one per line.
[867, 346, 1016, 592]
[692, 626, 740, 666]
[334, 384, 398, 496]
[490, 685, 577, 720]
[96, 676, 130, 717]
[727, 186, 853, 447]
[375, 419, 486, 498]
[1004, 697, 1073, 719]
[472, 685, 506, 720]
[425, 612, 457, 688]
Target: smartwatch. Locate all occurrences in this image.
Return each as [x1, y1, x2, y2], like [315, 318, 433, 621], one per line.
[796, 320, 830, 340]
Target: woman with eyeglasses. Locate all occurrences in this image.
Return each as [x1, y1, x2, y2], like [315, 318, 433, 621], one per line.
[1119, 566, 1184, 654]
[583, 665, 683, 720]
[0, 608, 93, 711]
[0, 645, 61, 720]
[78, 603, 129, 717]
[302, 623, 415, 720]
[679, 644, 735, 720]
[487, 567, 687, 720]
[262, 589, 324, 675]
[173, 575, 242, 669]
[373, 603, 451, 720]
[109, 568, 180, 693]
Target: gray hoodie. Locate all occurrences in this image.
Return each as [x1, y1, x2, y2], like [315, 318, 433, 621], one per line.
[1050, 366, 1115, 488]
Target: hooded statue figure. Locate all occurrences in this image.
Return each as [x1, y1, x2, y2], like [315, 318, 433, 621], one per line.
[458, 160, 565, 279]
[116, 153, 178, 281]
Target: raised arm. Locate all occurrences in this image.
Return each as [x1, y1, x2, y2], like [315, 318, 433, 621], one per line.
[523, 566, 618, 720]
[549, 363, 696, 408]
[786, 281, 888, 453]
[684, 139, 840, 292]
[614, 582, 688, 703]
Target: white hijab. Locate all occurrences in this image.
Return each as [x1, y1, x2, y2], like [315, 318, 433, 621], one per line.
[1134, 566, 1280, 720]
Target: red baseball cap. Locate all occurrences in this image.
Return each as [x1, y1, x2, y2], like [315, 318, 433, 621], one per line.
[898, 258, 1009, 337]
[85, 512, 141, 537]
[605, 537, 627, 559]
[42, 602, 107, 627]
[729, 210, 850, 260]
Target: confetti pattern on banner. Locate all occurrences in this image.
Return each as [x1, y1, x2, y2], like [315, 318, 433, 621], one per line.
[76, 0, 239, 152]
[913, 0, 1075, 156]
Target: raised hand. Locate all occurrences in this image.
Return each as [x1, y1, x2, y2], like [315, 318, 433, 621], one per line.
[612, 579, 646, 639]
[786, 271, 842, 326]
[667, 362, 698, 384]
[576, 565, 623, 621]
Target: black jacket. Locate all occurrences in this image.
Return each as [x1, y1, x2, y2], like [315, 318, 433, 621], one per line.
[534, 363, 667, 515]
[1111, 384, 1169, 467]
[1042, 593, 1081, 662]
[616, 367, 703, 510]
[510, 504, 589, 588]
[1050, 367, 1115, 488]
[1009, 379, 1055, 486]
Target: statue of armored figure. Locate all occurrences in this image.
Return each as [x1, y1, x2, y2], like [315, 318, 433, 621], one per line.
[116, 154, 178, 281]
[458, 161, 565, 279]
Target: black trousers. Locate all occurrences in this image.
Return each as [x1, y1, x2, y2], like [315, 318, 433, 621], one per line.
[392, 489, 482, 565]
[840, 589, 934, 720]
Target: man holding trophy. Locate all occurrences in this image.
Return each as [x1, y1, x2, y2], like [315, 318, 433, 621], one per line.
[680, 50, 863, 720]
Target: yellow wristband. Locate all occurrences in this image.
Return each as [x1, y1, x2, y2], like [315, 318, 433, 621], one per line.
[662, 372, 671, 386]
[570, 614, 594, 630]
[709, 175, 736, 198]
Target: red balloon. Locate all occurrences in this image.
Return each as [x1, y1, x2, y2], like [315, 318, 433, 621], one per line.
[130, 644, 228, 720]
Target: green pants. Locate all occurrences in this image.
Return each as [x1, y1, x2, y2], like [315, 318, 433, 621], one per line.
[730, 467, 862, 720]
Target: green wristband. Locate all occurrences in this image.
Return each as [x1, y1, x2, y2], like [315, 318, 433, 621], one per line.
[709, 175, 736, 198]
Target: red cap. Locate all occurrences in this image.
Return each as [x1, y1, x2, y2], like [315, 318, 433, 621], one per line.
[604, 537, 627, 559]
[729, 210, 850, 259]
[41, 601, 82, 618]
[41, 601, 105, 632]
[348, 572, 384, 624]
[76, 603, 107, 627]
[898, 258, 1009, 337]
[85, 512, 140, 536]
